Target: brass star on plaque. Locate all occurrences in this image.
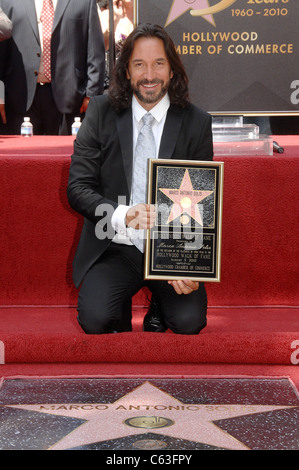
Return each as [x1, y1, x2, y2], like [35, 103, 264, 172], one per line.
[159, 169, 213, 225]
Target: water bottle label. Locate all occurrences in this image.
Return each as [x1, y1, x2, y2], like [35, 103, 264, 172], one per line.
[21, 127, 33, 136]
[72, 126, 80, 136]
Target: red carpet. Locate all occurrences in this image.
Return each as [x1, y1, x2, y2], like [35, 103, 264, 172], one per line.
[0, 136, 298, 309]
[0, 136, 298, 387]
[1, 306, 298, 365]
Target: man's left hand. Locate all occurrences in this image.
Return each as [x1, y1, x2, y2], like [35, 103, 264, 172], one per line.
[168, 279, 199, 295]
[80, 97, 90, 114]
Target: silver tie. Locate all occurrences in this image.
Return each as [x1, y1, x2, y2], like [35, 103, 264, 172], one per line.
[131, 112, 156, 252]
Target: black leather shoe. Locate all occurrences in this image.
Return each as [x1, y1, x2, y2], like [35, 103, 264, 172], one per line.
[143, 297, 167, 332]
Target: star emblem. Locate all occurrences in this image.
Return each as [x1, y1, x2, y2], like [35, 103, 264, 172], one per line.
[165, 0, 215, 27]
[159, 169, 213, 226]
[5, 381, 297, 450]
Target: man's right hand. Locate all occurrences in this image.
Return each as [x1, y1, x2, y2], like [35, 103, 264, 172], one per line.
[0, 103, 7, 124]
[126, 204, 156, 230]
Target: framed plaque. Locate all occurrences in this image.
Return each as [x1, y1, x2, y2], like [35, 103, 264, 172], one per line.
[145, 159, 224, 282]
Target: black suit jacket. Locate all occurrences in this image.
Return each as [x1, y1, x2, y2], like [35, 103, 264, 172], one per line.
[67, 95, 213, 287]
[0, 0, 105, 114]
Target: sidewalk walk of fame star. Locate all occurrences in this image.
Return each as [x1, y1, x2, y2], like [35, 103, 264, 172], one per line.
[159, 169, 213, 225]
[1, 379, 298, 450]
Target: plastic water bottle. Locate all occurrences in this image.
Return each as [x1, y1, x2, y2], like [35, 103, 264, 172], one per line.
[21, 117, 33, 137]
[71, 117, 81, 136]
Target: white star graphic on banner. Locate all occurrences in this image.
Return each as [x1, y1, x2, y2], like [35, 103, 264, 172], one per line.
[165, 0, 215, 27]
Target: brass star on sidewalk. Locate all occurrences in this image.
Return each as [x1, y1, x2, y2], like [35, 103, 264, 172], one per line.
[159, 169, 213, 225]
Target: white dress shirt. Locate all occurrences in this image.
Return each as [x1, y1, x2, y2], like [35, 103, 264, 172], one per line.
[111, 93, 170, 245]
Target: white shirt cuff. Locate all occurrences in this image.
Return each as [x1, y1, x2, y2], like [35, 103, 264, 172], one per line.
[111, 204, 131, 237]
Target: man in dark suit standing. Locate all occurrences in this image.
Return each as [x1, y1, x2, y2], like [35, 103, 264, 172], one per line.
[67, 23, 213, 335]
[0, 0, 105, 135]
[0, 3, 12, 124]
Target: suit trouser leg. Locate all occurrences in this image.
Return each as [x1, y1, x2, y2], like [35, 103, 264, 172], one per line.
[28, 84, 62, 135]
[59, 112, 85, 136]
[147, 280, 207, 335]
[77, 243, 144, 334]
[2, 84, 63, 135]
[77, 243, 208, 335]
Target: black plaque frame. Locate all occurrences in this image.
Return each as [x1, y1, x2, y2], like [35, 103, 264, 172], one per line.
[145, 159, 224, 282]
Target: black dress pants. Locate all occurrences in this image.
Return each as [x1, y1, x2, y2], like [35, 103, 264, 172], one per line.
[2, 84, 80, 135]
[77, 243, 208, 335]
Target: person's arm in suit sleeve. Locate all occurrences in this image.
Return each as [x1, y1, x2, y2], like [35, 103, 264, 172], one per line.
[80, 0, 106, 114]
[0, 4, 11, 123]
[187, 105, 214, 162]
[0, 6, 12, 41]
[68, 97, 118, 230]
[68, 96, 156, 240]
[196, 113, 214, 161]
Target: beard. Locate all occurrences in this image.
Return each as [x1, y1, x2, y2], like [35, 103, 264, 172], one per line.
[131, 78, 170, 105]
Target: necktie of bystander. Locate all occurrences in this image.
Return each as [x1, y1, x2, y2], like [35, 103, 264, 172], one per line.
[41, 0, 55, 81]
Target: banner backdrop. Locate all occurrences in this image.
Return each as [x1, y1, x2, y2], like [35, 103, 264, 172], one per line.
[136, 0, 299, 115]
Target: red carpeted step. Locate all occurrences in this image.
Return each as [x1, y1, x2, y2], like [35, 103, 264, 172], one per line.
[1, 306, 298, 365]
[1, 331, 298, 365]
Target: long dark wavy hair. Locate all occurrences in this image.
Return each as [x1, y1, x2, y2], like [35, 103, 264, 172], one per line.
[109, 23, 190, 111]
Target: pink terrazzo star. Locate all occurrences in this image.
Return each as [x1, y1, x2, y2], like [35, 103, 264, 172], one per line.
[8, 382, 297, 450]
